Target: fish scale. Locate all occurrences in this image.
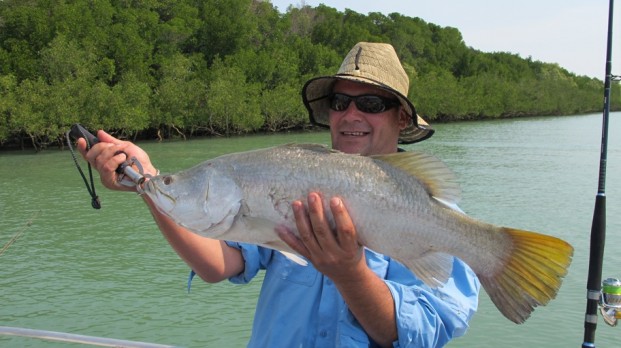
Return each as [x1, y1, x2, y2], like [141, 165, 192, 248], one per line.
[143, 143, 573, 324]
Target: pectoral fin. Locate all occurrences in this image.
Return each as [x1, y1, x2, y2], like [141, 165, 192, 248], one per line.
[400, 252, 454, 288]
[260, 239, 309, 266]
[279, 251, 308, 266]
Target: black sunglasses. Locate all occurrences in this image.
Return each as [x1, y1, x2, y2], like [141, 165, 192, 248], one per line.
[328, 93, 401, 114]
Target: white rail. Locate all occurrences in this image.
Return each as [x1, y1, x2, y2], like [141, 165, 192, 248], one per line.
[0, 326, 180, 347]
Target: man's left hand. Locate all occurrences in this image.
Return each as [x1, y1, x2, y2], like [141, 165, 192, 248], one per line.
[276, 192, 367, 281]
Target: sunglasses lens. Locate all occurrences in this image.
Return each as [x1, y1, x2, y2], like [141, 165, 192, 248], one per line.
[355, 96, 386, 113]
[330, 94, 351, 111]
[329, 93, 399, 114]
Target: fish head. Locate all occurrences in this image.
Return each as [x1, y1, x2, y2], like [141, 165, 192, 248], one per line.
[143, 164, 243, 236]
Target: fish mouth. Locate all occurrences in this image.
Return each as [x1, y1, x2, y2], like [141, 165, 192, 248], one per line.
[143, 180, 176, 213]
[142, 180, 156, 195]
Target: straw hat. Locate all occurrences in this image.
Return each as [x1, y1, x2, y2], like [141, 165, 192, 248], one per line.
[302, 42, 434, 144]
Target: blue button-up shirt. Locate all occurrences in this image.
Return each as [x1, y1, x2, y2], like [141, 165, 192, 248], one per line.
[225, 242, 480, 347]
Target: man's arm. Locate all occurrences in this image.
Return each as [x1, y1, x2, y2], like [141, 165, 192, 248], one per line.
[276, 192, 397, 347]
[142, 196, 244, 283]
[78, 130, 244, 283]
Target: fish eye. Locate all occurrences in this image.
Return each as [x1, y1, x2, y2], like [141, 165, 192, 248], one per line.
[163, 176, 173, 185]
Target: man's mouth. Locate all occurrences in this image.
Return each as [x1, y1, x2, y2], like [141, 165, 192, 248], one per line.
[341, 131, 369, 136]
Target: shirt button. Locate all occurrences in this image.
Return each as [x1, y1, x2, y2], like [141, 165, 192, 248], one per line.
[319, 330, 328, 337]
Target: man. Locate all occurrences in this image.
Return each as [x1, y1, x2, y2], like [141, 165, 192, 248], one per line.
[79, 42, 479, 347]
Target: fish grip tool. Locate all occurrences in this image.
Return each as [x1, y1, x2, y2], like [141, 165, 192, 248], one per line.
[66, 124, 148, 209]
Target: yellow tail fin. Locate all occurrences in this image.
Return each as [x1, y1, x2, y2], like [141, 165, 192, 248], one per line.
[478, 228, 574, 323]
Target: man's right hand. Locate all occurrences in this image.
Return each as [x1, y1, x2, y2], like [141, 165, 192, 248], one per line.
[77, 130, 157, 192]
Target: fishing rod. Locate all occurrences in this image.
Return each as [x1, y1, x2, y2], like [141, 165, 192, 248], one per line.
[582, 0, 620, 346]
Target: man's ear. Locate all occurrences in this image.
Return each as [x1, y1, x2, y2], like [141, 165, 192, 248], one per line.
[398, 109, 411, 130]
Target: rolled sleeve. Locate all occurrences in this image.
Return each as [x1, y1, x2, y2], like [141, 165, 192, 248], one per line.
[225, 241, 263, 284]
[386, 258, 480, 348]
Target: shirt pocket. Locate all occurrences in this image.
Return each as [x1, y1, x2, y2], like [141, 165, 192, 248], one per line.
[269, 251, 318, 287]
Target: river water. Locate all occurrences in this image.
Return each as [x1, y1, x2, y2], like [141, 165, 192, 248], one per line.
[1, 112, 620, 347]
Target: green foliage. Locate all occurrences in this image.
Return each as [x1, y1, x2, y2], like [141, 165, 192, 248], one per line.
[261, 83, 307, 132]
[0, 0, 617, 149]
[195, 0, 259, 64]
[152, 53, 207, 137]
[205, 59, 262, 135]
[0, 74, 17, 142]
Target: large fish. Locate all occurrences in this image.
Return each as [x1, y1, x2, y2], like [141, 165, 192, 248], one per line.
[142, 143, 573, 324]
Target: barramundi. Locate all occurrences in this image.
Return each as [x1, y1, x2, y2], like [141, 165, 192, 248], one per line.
[142, 143, 573, 324]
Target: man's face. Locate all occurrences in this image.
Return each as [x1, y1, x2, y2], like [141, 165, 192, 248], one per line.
[329, 80, 407, 156]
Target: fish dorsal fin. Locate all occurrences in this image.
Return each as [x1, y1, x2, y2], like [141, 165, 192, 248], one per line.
[371, 151, 462, 206]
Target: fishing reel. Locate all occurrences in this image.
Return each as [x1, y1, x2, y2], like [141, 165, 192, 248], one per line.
[600, 278, 621, 326]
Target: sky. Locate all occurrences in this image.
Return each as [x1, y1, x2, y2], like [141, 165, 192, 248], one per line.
[269, 0, 621, 79]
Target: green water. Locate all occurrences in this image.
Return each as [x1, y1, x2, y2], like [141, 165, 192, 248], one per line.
[1, 113, 620, 347]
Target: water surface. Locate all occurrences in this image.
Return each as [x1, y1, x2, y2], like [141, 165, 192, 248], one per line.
[1, 113, 619, 347]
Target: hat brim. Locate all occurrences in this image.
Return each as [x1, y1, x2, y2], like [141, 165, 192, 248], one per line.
[302, 75, 434, 144]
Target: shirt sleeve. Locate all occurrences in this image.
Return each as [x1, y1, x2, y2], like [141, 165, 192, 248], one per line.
[225, 241, 273, 284]
[386, 257, 480, 348]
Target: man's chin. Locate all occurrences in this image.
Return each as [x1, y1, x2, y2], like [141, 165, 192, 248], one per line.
[336, 143, 369, 155]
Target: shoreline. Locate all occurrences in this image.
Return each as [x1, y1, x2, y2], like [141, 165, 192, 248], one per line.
[0, 110, 613, 153]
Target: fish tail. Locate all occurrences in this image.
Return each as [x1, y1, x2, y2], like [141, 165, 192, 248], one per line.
[478, 228, 574, 324]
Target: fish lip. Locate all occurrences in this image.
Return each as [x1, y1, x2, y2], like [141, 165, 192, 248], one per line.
[142, 179, 176, 212]
[142, 179, 155, 194]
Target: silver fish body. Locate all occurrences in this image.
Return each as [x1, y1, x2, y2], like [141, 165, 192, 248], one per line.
[143, 143, 573, 324]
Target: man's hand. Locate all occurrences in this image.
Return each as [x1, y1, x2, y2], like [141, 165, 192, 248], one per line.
[276, 192, 367, 281]
[276, 192, 398, 346]
[77, 130, 157, 192]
